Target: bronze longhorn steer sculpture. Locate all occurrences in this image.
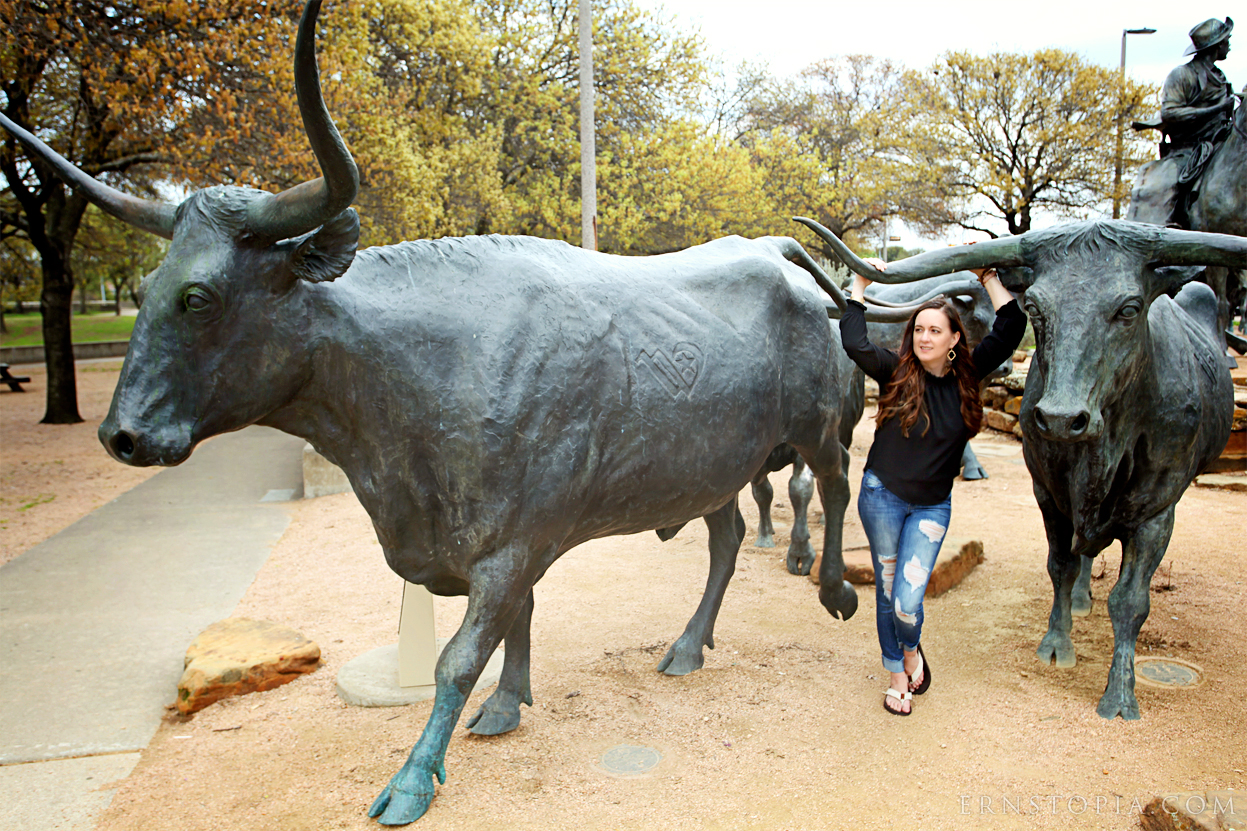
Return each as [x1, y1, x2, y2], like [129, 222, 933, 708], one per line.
[0, 1, 955, 824]
[799, 216, 1245, 720]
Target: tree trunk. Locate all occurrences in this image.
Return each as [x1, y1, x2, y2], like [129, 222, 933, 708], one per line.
[39, 253, 83, 424]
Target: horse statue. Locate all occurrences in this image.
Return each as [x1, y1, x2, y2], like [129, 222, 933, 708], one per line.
[1130, 91, 1247, 346]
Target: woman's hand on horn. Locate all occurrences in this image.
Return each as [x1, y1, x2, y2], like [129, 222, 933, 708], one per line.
[850, 267, 880, 303]
[971, 266, 999, 285]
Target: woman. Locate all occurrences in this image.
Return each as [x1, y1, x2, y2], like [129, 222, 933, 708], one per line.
[840, 262, 1026, 715]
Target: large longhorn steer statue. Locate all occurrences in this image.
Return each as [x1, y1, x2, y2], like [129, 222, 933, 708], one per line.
[0, 2, 950, 825]
[799, 217, 1245, 720]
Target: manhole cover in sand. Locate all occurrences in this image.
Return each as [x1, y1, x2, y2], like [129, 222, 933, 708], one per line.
[1135, 657, 1204, 688]
[599, 745, 662, 777]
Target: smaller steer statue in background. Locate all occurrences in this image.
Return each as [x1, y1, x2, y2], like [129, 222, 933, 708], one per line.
[798, 217, 1244, 720]
[0, 0, 943, 824]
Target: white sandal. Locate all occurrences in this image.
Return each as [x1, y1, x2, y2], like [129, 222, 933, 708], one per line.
[883, 688, 912, 716]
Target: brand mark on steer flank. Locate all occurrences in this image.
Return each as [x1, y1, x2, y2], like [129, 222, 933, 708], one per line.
[637, 342, 703, 398]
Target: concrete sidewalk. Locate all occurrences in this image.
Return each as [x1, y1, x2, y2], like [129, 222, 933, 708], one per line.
[0, 426, 305, 830]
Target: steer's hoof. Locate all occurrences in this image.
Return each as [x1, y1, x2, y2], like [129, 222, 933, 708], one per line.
[467, 701, 523, 736]
[1037, 633, 1076, 668]
[657, 639, 706, 676]
[1071, 590, 1093, 617]
[1096, 689, 1141, 721]
[819, 581, 858, 621]
[786, 544, 815, 575]
[755, 533, 775, 549]
[369, 776, 436, 825]
[961, 464, 988, 481]
[369, 756, 444, 826]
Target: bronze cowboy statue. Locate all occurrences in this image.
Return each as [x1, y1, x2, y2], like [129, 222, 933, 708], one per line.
[1129, 17, 1235, 229]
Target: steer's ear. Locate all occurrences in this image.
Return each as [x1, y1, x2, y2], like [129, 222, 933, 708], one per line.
[288, 208, 359, 285]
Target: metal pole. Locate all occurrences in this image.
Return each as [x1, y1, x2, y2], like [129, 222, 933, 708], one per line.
[578, 0, 596, 251]
[1113, 27, 1155, 219]
[1113, 30, 1126, 219]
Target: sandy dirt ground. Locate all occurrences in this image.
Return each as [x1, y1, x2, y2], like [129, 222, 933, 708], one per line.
[3, 362, 1245, 830]
[0, 360, 159, 566]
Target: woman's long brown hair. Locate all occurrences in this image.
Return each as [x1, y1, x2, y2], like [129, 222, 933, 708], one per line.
[875, 299, 983, 438]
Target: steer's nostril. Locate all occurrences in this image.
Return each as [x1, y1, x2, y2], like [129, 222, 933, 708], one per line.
[1071, 413, 1089, 434]
[111, 431, 136, 460]
[1034, 410, 1049, 433]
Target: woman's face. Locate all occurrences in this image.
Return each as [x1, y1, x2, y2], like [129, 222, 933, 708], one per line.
[912, 308, 962, 375]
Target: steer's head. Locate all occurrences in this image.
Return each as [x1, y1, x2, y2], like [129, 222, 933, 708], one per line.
[796, 217, 1247, 442]
[1011, 224, 1185, 441]
[0, 0, 359, 465]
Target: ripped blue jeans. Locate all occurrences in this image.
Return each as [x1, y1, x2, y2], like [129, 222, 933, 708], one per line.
[857, 469, 951, 674]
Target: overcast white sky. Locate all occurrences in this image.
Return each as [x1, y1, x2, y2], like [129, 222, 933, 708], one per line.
[630, 0, 1243, 246]
[634, 0, 1243, 91]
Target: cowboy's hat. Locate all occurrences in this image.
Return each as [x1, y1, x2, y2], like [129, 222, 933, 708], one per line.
[1184, 17, 1233, 56]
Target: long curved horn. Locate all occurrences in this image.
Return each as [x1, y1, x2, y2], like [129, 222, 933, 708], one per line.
[863, 277, 983, 308]
[793, 216, 1027, 283]
[245, 0, 359, 241]
[822, 290, 983, 322]
[1151, 227, 1247, 268]
[775, 236, 851, 310]
[772, 236, 982, 320]
[0, 112, 176, 239]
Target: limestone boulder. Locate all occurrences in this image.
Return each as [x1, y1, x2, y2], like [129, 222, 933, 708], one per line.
[983, 409, 1018, 433]
[177, 618, 320, 714]
[981, 386, 1010, 409]
[999, 370, 1027, 393]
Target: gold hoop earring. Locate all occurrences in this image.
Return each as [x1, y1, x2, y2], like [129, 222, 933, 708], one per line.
[948, 348, 956, 362]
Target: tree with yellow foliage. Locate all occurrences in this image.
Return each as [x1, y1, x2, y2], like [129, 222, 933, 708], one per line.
[736, 55, 953, 260]
[909, 48, 1156, 237]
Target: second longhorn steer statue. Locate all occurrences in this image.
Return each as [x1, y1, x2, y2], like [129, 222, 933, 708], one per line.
[800, 216, 1244, 720]
[0, 1, 936, 825]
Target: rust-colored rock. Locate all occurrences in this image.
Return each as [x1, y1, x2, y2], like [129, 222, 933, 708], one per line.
[177, 618, 320, 714]
[809, 540, 983, 598]
[1207, 429, 1246, 474]
[1140, 792, 1239, 831]
[1003, 396, 1022, 415]
[984, 408, 1018, 433]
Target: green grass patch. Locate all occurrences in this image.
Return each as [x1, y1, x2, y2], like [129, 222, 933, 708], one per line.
[0, 312, 136, 349]
[18, 494, 56, 512]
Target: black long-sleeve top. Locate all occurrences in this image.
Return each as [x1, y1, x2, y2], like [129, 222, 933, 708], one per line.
[839, 298, 1028, 505]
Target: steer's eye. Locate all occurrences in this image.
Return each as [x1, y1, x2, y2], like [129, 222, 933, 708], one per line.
[183, 287, 214, 314]
[1115, 301, 1142, 323]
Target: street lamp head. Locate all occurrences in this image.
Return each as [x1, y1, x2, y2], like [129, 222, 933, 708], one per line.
[1126, 27, 1157, 35]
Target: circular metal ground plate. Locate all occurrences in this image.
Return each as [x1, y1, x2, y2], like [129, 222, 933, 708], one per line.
[1135, 657, 1204, 689]
[599, 745, 662, 777]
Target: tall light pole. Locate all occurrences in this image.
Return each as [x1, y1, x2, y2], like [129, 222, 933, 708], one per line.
[578, 0, 597, 250]
[1113, 26, 1156, 219]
